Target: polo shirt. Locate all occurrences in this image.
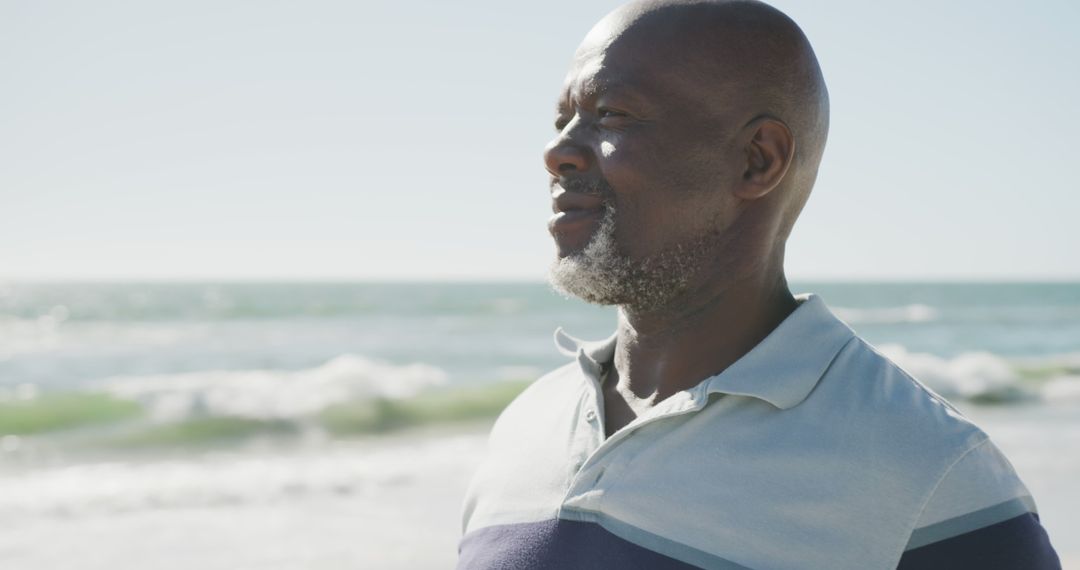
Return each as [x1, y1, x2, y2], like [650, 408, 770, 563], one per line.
[457, 293, 1060, 569]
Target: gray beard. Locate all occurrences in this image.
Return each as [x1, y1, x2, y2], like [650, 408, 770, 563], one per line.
[547, 204, 711, 313]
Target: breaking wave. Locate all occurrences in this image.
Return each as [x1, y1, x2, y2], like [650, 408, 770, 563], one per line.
[878, 344, 1080, 404]
[103, 354, 448, 422]
[0, 355, 529, 449]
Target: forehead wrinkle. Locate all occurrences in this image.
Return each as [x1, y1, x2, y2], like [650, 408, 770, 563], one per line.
[558, 60, 659, 115]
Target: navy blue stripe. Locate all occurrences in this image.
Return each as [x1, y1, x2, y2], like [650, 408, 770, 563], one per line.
[897, 513, 1061, 570]
[559, 508, 752, 569]
[457, 519, 705, 569]
[906, 496, 1037, 549]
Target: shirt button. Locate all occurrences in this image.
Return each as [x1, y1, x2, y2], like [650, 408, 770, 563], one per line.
[585, 409, 597, 422]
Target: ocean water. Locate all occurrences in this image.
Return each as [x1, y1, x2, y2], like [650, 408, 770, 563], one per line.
[1, 281, 1078, 567]
[3, 281, 1079, 407]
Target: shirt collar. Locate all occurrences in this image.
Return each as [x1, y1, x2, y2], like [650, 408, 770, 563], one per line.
[553, 325, 617, 381]
[552, 293, 855, 410]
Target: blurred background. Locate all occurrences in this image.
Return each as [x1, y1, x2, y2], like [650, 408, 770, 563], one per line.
[2, 0, 1078, 568]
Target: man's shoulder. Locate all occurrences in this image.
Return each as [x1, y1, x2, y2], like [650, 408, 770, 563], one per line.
[487, 361, 588, 440]
[505, 361, 586, 410]
[810, 334, 990, 462]
[774, 334, 1044, 564]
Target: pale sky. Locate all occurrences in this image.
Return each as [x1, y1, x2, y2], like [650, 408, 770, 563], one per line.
[2, 0, 1078, 281]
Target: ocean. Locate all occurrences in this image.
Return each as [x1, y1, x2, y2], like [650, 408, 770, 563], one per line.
[1, 281, 1078, 568]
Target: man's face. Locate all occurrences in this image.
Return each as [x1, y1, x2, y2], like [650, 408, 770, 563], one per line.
[544, 18, 744, 309]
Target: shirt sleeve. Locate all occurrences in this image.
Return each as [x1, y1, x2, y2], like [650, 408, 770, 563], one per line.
[896, 438, 1060, 569]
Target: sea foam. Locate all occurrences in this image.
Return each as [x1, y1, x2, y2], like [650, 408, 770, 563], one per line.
[1042, 376, 1080, 404]
[0, 433, 487, 519]
[833, 304, 939, 324]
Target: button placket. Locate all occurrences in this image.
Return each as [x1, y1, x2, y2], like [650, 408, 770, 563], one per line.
[565, 391, 610, 500]
[568, 388, 603, 481]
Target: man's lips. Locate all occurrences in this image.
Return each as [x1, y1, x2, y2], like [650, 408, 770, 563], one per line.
[549, 207, 605, 230]
[548, 188, 606, 236]
[551, 187, 606, 214]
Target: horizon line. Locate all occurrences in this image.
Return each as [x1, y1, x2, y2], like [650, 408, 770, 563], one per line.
[3, 276, 1080, 285]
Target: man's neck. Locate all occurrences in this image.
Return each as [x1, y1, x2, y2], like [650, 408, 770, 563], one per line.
[610, 269, 798, 404]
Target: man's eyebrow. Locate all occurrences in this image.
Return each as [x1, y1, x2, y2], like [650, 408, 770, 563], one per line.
[558, 79, 652, 111]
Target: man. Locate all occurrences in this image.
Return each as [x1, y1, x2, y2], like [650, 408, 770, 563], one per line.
[458, 1, 1060, 568]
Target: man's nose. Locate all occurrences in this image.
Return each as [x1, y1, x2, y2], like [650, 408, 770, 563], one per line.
[543, 122, 591, 177]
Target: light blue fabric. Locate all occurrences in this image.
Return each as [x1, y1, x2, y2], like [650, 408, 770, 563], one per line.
[460, 294, 1039, 570]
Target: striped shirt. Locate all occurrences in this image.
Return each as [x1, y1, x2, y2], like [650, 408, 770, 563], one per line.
[457, 293, 1059, 569]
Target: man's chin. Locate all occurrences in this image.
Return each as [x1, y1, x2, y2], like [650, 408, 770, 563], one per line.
[546, 251, 624, 307]
[552, 242, 588, 260]
[550, 228, 601, 259]
[546, 202, 627, 305]
[547, 269, 609, 306]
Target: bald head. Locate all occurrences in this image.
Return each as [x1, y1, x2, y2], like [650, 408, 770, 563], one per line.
[584, 0, 829, 237]
[546, 0, 829, 310]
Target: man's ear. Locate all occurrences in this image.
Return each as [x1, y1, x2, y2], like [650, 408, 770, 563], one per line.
[735, 116, 794, 200]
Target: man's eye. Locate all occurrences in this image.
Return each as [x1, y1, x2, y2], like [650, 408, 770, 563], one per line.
[598, 108, 627, 120]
